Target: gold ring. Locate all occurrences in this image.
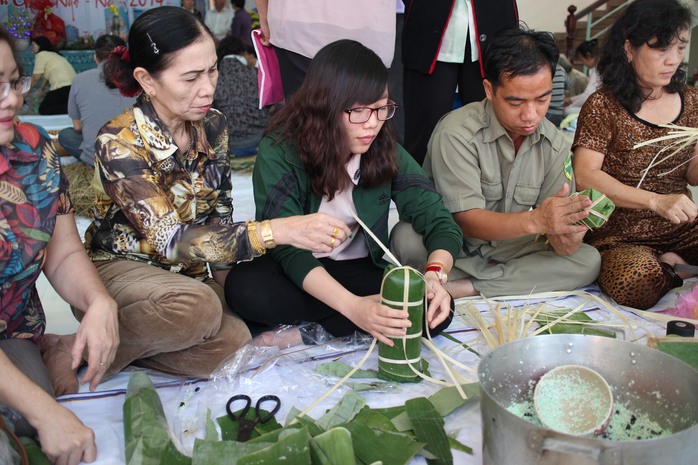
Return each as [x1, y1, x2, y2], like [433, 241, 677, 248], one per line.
[99, 362, 106, 366]
[331, 226, 339, 239]
[330, 236, 336, 248]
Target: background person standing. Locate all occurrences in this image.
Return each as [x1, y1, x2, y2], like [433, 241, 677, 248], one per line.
[401, 0, 518, 165]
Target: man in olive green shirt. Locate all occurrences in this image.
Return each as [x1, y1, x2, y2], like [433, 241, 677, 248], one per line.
[392, 27, 601, 298]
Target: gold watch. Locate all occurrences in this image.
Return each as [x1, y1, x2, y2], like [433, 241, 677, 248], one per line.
[260, 219, 276, 249]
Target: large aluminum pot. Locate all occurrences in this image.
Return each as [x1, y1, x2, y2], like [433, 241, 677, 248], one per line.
[478, 334, 698, 465]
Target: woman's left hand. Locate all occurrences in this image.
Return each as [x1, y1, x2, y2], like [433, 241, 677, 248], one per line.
[72, 298, 119, 391]
[424, 272, 452, 329]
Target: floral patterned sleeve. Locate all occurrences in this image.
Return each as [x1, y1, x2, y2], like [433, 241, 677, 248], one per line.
[91, 106, 258, 271]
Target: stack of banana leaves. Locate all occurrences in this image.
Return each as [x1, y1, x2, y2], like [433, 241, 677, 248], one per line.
[124, 372, 479, 465]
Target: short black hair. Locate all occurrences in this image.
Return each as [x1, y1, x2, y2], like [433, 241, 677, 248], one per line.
[575, 39, 600, 61]
[32, 36, 59, 54]
[232, 0, 245, 8]
[483, 27, 559, 90]
[94, 34, 126, 62]
[216, 34, 249, 63]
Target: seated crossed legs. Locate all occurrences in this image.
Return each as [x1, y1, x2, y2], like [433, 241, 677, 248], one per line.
[391, 221, 601, 298]
[67, 261, 250, 380]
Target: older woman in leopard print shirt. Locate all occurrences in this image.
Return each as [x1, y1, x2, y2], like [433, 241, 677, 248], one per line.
[572, 0, 698, 309]
[77, 7, 350, 381]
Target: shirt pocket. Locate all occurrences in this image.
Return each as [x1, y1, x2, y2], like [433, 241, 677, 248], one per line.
[481, 179, 503, 202]
[513, 184, 541, 208]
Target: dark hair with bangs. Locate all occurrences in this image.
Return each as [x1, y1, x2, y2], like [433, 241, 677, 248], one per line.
[483, 27, 559, 91]
[102, 6, 214, 96]
[597, 0, 691, 113]
[265, 39, 397, 199]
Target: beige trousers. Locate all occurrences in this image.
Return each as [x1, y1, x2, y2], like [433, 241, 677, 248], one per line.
[73, 260, 251, 379]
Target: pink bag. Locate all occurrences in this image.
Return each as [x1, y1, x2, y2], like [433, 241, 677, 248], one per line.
[251, 29, 285, 109]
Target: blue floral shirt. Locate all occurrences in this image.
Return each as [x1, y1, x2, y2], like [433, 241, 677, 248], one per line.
[0, 122, 72, 342]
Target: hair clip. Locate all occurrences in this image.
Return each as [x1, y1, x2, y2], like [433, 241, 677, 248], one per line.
[146, 33, 159, 55]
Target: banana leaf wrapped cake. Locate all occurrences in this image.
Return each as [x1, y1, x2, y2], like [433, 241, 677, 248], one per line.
[573, 188, 615, 230]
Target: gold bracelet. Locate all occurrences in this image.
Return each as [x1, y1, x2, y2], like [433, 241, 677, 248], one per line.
[246, 221, 266, 255]
[260, 219, 276, 249]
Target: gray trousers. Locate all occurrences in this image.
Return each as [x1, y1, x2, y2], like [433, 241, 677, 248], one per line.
[0, 339, 54, 437]
[391, 221, 601, 297]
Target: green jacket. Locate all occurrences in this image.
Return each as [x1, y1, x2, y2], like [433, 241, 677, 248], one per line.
[254, 134, 463, 287]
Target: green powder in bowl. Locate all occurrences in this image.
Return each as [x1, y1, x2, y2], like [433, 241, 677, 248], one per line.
[533, 365, 613, 436]
[507, 399, 670, 441]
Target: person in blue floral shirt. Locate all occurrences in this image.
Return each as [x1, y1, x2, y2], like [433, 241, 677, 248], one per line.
[0, 28, 118, 464]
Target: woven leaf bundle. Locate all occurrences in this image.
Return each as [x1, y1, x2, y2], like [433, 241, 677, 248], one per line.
[573, 187, 615, 229]
[378, 265, 424, 382]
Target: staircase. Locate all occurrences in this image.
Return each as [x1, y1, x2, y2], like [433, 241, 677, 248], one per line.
[558, 0, 633, 60]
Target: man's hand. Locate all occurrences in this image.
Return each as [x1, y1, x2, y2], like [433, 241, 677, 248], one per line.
[546, 230, 587, 256]
[532, 184, 591, 235]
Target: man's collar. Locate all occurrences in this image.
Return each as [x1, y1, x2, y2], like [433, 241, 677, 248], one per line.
[481, 99, 543, 146]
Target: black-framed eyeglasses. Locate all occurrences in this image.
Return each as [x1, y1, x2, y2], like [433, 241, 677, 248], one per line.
[0, 76, 31, 100]
[345, 102, 398, 124]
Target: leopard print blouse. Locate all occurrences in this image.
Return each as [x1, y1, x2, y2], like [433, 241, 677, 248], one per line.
[85, 97, 259, 279]
[572, 87, 698, 249]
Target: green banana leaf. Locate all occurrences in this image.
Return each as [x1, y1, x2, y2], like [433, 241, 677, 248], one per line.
[123, 372, 191, 465]
[20, 437, 50, 465]
[237, 428, 312, 465]
[316, 391, 365, 430]
[536, 311, 616, 338]
[315, 361, 379, 379]
[406, 398, 452, 465]
[309, 427, 356, 465]
[352, 407, 396, 432]
[392, 383, 480, 432]
[343, 422, 424, 465]
[191, 439, 269, 465]
[122, 374, 475, 464]
[575, 188, 615, 229]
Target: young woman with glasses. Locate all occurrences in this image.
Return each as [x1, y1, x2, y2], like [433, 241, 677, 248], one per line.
[225, 39, 462, 348]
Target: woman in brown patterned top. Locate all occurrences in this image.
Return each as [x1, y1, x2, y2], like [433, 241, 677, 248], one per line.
[65, 7, 351, 382]
[572, 0, 698, 309]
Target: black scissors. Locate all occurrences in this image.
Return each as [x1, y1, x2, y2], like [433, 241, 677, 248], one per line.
[226, 394, 281, 442]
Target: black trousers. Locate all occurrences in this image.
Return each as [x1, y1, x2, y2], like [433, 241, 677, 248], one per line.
[225, 256, 453, 338]
[403, 42, 485, 165]
[39, 85, 71, 115]
[274, 46, 312, 101]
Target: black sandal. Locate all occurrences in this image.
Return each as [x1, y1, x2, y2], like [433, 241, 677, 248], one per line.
[659, 262, 684, 291]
